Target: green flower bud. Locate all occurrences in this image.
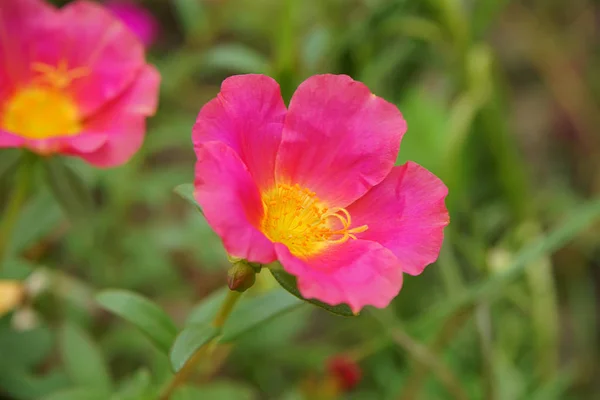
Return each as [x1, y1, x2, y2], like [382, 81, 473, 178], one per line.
[227, 261, 256, 292]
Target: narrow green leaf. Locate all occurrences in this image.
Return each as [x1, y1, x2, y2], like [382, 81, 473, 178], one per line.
[169, 324, 220, 372]
[42, 157, 94, 221]
[96, 289, 178, 354]
[59, 323, 112, 394]
[270, 268, 355, 317]
[174, 183, 203, 215]
[185, 288, 228, 326]
[43, 388, 106, 400]
[220, 287, 305, 342]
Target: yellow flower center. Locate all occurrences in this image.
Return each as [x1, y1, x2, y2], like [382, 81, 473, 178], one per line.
[1, 61, 88, 140]
[260, 183, 368, 257]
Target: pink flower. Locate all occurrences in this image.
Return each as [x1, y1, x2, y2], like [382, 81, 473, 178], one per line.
[0, 0, 160, 167]
[105, 1, 159, 48]
[193, 74, 449, 313]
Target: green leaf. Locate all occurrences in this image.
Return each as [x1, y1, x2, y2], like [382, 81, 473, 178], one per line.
[185, 288, 228, 326]
[0, 368, 69, 399]
[174, 183, 203, 215]
[269, 268, 355, 317]
[172, 381, 257, 400]
[8, 190, 62, 257]
[110, 368, 152, 400]
[0, 324, 53, 369]
[42, 157, 94, 221]
[0, 149, 20, 185]
[59, 323, 112, 394]
[220, 287, 305, 342]
[43, 388, 107, 400]
[169, 324, 220, 372]
[96, 289, 178, 354]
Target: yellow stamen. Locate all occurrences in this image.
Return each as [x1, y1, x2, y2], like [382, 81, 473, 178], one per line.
[1, 61, 88, 139]
[260, 183, 368, 257]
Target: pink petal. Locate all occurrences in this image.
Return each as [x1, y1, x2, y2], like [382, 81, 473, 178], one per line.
[105, 0, 160, 47]
[347, 162, 449, 276]
[0, 0, 56, 98]
[0, 128, 106, 155]
[75, 65, 160, 167]
[29, 0, 146, 117]
[0, 130, 26, 148]
[276, 74, 406, 207]
[192, 74, 287, 191]
[275, 240, 403, 313]
[194, 141, 277, 264]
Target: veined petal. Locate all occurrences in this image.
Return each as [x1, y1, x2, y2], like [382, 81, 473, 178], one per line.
[193, 74, 287, 191]
[275, 240, 403, 313]
[30, 0, 145, 117]
[276, 74, 406, 207]
[194, 141, 277, 264]
[347, 162, 449, 276]
[0, 0, 56, 98]
[61, 65, 158, 167]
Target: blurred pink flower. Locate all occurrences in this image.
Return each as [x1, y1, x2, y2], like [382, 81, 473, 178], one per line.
[192, 74, 449, 313]
[105, 1, 159, 48]
[0, 0, 160, 167]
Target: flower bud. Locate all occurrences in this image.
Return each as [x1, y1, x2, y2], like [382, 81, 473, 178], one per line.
[0, 280, 25, 317]
[327, 355, 362, 392]
[227, 261, 256, 292]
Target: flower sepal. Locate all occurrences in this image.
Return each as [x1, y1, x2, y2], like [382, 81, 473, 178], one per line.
[268, 264, 356, 317]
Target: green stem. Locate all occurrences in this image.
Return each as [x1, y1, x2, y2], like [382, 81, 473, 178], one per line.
[0, 152, 35, 267]
[160, 290, 242, 399]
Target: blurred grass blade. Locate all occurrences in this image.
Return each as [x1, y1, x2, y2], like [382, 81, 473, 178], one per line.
[43, 388, 106, 400]
[42, 157, 94, 221]
[59, 323, 112, 394]
[169, 324, 219, 372]
[174, 183, 203, 215]
[412, 196, 600, 333]
[96, 289, 178, 354]
[203, 44, 270, 74]
[220, 287, 305, 342]
[270, 268, 355, 317]
[172, 382, 256, 400]
[172, 0, 208, 40]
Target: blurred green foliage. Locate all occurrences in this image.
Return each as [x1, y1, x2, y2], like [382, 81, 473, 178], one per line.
[2, 0, 600, 399]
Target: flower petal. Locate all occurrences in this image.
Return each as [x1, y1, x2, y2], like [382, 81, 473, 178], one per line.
[75, 65, 160, 167]
[29, 0, 146, 117]
[0, 0, 56, 98]
[194, 141, 276, 264]
[192, 74, 287, 191]
[275, 240, 403, 313]
[347, 162, 449, 276]
[276, 74, 406, 207]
